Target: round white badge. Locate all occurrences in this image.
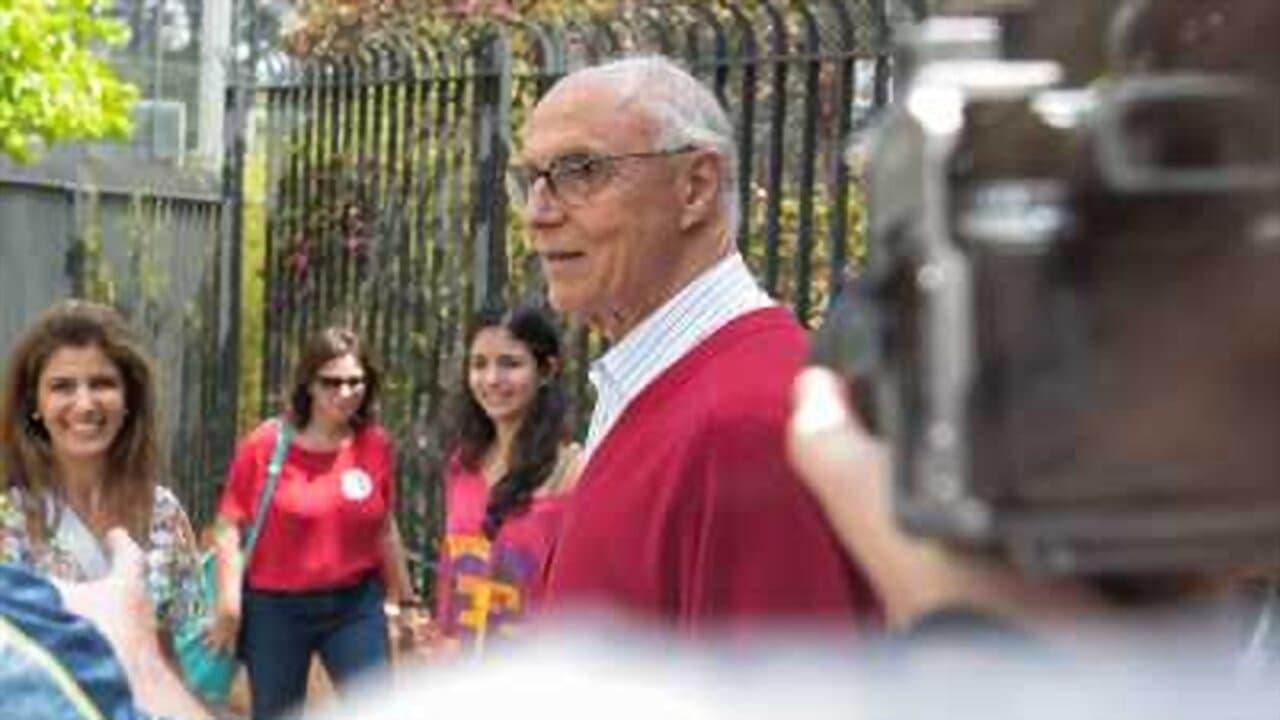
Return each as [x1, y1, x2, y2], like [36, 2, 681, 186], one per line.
[340, 468, 374, 502]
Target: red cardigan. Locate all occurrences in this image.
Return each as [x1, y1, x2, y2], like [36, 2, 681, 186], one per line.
[543, 307, 882, 634]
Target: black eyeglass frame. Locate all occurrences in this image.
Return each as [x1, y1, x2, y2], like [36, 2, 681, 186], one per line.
[507, 145, 700, 207]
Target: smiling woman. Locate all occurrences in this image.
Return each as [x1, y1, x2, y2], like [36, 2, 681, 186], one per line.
[432, 304, 581, 656]
[0, 300, 204, 701]
[209, 325, 417, 719]
[37, 345, 128, 468]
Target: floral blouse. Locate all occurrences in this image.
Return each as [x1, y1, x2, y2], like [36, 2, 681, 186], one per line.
[0, 485, 202, 636]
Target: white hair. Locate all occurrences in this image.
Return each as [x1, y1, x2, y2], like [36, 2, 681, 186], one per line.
[559, 55, 741, 240]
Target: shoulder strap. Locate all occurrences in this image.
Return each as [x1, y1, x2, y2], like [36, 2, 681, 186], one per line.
[241, 419, 295, 561]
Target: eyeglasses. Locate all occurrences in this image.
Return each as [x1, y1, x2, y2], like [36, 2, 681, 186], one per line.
[507, 145, 698, 208]
[315, 375, 366, 392]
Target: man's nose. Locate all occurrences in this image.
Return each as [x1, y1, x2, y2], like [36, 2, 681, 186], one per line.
[523, 178, 564, 226]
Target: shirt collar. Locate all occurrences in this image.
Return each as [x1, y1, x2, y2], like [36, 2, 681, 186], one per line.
[584, 253, 774, 453]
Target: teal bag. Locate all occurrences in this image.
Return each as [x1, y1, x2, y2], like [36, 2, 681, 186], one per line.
[174, 421, 294, 705]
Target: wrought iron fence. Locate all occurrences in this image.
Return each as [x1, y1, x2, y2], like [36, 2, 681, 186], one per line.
[238, 0, 919, 591]
[0, 153, 235, 525]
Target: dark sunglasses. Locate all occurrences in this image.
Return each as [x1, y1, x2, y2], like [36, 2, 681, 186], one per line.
[315, 375, 367, 391]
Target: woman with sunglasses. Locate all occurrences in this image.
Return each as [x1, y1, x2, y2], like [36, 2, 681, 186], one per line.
[433, 305, 580, 655]
[207, 327, 415, 719]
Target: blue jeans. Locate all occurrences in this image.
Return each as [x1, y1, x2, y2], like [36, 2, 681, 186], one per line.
[241, 577, 390, 719]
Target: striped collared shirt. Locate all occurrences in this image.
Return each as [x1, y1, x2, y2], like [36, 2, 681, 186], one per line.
[583, 253, 775, 459]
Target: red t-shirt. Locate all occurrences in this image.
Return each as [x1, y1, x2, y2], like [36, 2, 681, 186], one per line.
[218, 420, 396, 592]
[543, 308, 882, 635]
[435, 453, 566, 649]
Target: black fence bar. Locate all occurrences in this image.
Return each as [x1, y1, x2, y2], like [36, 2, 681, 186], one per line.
[794, 3, 822, 325]
[760, 0, 789, 296]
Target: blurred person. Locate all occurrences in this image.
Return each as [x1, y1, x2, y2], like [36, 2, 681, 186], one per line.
[0, 301, 205, 694]
[207, 327, 416, 719]
[433, 304, 581, 656]
[7, 530, 1277, 720]
[3, 528, 207, 720]
[512, 55, 880, 632]
[319, 631, 1280, 720]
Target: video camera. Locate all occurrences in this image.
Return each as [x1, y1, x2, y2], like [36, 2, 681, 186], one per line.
[820, 0, 1280, 575]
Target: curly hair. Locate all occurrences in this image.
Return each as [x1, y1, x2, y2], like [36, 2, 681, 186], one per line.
[450, 304, 568, 539]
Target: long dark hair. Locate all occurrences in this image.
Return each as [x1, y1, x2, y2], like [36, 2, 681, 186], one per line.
[286, 326, 382, 431]
[451, 305, 567, 538]
[0, 300, 160, 544]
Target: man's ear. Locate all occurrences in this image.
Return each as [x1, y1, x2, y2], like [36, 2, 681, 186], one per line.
[678, 151, 723, 231]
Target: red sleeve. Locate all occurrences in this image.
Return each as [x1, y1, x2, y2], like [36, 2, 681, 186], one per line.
[216, 421, 276, 527]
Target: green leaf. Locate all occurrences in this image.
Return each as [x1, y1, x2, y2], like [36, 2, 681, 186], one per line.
[0, 0, 136, 162]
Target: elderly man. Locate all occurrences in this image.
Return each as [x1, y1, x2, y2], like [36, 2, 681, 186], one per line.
[511, 56, 880, 632]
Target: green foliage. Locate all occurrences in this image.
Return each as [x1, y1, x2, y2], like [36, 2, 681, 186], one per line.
[239, 148, 268, 432]
[124, 195, 170, 339]
[742, 180, 868, 328]
[75, 191, 117, 304]
[0, 0, 138, 162]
